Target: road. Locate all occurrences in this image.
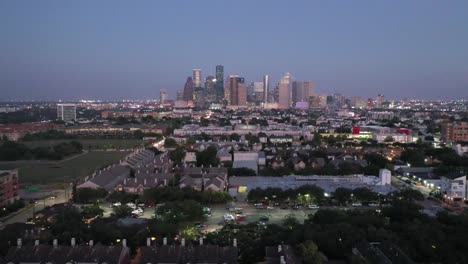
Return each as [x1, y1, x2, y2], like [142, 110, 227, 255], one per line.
[1, 188, 70, 226]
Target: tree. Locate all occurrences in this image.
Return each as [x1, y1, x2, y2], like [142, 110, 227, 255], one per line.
[74, 188, 107, 204]
[333, 187, 353, 205]
[164, 138, 178, 148]
[228, 167, 257, 176]
[112, 205, 133, 218]
[299, 240, 325, 264]
[169, 147, 185, 165]
[384, 136, 395, 143]
[352, 187, 378, 202]
[196, 146, 220, 167]
[400, 149, 425, 167]
[229, 133, 241, 141]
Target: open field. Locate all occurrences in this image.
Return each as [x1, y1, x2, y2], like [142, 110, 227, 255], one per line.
[23, 139, 144, 150]
[0, 151, 129, 185]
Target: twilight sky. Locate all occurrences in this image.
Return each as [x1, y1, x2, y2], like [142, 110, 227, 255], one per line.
[1, 0, 467, 101]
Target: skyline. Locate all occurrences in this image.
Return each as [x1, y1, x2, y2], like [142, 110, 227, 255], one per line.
[1, 0, 468, 101]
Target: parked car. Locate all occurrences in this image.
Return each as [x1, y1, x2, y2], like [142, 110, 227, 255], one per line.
[308, 204, 320, 209]
[259, 216, 269, 222]
[352, 203, 362, 207]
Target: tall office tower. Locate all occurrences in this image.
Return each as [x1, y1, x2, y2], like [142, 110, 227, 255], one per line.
[193, 69, 202, 88]
[292, 81, 304, 106]
[376, 94, 385, 108]
[159, 89, 168, 104]
[183, 77, 194, 101]
[253, 81, 264, 102]
[204, 76, 217, 103]
[225, 75, 245, 106]
[193, 87, 205, 107]
[351, 96, 368, 109]
[215, 65, 224, 101]
[278, 72, 292, 109]
[176, 89, 184, 101]
[57, 103, 76, 122]
[303, 81, 315, 101]
[238, 82, 247, 106]
[263, 75, 269, 104]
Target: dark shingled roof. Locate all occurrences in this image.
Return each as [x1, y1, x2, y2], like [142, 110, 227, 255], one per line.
[139, 245, 238, 264]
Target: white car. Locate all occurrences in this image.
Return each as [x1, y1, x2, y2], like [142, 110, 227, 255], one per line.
[223, 214, 235, 221]
[352, 203, 362, 207]
[368, 203, 379, 207]
[308, 204, 320, 209]
[132, 208, 143, 215]
[112, 202, 122, 207]
[126, 203, 136, 209]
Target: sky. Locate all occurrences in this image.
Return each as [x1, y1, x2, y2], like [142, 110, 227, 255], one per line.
[0, 0, 467, 101]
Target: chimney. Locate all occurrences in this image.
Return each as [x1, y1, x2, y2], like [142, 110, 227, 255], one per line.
[144, 179, 147, 186]
[154, 178, 157, 184]
[233, 238, 237, 247]
[278, 245, 282, 253]
[124, 178, 127, 185]
[34, 240, 39, 246]
[199, 238, 203, 246]
[17, 238, 22, 248]
[163, 237, 167, 246]
[71, 237, 76, 247]
[89, 240, 94, 247]
[181, 239, 185, 247]
[53, 239, 58, 248]
[164, 179, 167, 186]
[134, 178, 137, 183]
[122, 239, 127, 247]
[146, 238, 151, 247]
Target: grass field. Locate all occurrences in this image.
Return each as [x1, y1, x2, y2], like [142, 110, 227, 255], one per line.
[24, 139, 144, 150]
[0, 151, 130, 185]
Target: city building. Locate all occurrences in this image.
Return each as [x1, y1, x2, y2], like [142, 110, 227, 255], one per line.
[215, 65, 224, 102]
[193, 69, 202, 88]
[0, 169, 20, 207]
[265, 245, 300, 264]
[159, 89, 168, 104]
[4, 239, 131, 264]
[278, 72, 292, 109]
[176, 89, 184, 101]
[56, 103, 76, 122]
[182, 77, 194, 102]
[0, 123, 64, 141]
[352, 241, 415, 264]
[292, 80, 303, 106]
[225, 75, 246, 106]
[253, 81, 264, 103]
[204, 76, 217, 103]
[351, 96, 369, 109]
[179, 167, 228, 191]
[263, 75, 269, 104]
[441, 122, 468, 142]
[138, 238, 238, 264]
[233, 152, 259, 174]
[376, 94, 385, 108]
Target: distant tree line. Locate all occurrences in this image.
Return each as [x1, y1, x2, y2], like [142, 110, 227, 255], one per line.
[0, 140, 83, 161]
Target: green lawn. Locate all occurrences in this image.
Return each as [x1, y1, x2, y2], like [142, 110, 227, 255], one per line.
[24, 139, 144, 150]
[0, 151, 130, 185]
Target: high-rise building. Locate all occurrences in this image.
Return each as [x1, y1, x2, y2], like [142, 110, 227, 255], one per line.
[176, 90, 184, 101]
[292, 81, 303, 106]
[263, 75, 269, 104]
[193, 87, 205, 107]
[225, 75, 246, 106]
[441, 122, 468, 142]
[57, 103, 76, 122]
[215, 65, 224, 102]
[204, 76, 217, 103]
[183, 77, 194, 101]
[159, 89, 168, 104]
[253, 81, 264, 103]
[0, 169, 19, 206]
[376, 94, 385, 108]
[278, 72, 292, 109]
[303, 81, 315, 101]
[193, 69, 202, 88]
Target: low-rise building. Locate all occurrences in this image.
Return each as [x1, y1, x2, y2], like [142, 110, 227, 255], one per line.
[0, 169, 20, 206]
[179, 167, 228, 191]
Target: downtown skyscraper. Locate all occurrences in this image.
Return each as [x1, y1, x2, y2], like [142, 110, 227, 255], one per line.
[215, 65, 224, 102]
[263, 75, 269, 104]
[193, 69, 202, 88]
[278, 72, 292, 109]
[182, 77, 194, 101]
[225, 75, 246, 106]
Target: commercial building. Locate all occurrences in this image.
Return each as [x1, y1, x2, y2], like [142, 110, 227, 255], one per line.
[57, 103, 76, 122]
[0, 169, 20, 206]
[204, 76, 217, 103]
[225, 75, 247, 106]
[0, 123, 64, 141]
[233, 152, 260, 174]
[193, 69, 202, 88]
[228, 171, 395, 198]
[182, 77, 194, 102]
[216, 65, 224, 102]
[441, 122, 468, 142]
[278, 72, 292, 109]
[263, 75, 269, 104]
[159, 89, 168, 104]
